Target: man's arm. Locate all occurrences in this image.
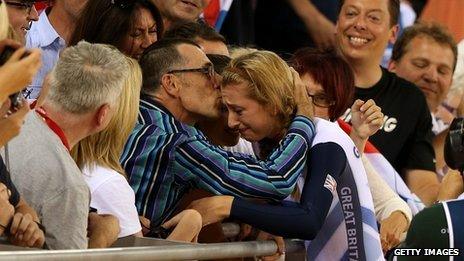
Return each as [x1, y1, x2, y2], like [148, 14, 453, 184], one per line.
[87, 213, 119, 248]
[404, 169, 440, 206]
[41, 186, 89, 249]
[178, 116, 315, 200]
[286, 0, 335, 49]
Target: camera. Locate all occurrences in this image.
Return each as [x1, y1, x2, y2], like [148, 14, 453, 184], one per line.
[0, 46, 31, 111]
[444, 117, 464, 173]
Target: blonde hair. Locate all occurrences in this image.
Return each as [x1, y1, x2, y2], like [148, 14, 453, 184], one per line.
[222, 50, 296, 129]
[229, 47, 258, 59]
[0, 3, 9, 40]
[71, 56, 142, 177]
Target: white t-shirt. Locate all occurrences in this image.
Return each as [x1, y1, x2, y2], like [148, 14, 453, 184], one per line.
[223, 138, 255, 156]
[83, 165, 142, 238]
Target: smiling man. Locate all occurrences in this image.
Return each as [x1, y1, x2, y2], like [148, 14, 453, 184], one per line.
[337, 0, 438, 206]
[151, 0, 211, 29]
[5, 0, 40, 42]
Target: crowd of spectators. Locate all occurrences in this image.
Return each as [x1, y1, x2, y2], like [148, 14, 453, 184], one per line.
[0, 0, 462, 260]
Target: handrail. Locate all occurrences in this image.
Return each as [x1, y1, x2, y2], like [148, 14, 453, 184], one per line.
[0, 239, 305, 260]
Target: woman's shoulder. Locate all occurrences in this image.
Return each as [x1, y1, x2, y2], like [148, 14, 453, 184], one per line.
[83, 165, 129, 193]
[312, 118, 352, 145]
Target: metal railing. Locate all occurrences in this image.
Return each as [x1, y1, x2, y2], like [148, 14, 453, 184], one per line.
[0, 239, 305, 260]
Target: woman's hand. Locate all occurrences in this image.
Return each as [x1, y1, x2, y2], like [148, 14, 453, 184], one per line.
[290, 68, 314, 119]
[256, 230, 285, 261]
[0, 44, 41, 103]
[379, 211, 409, 253]
[8, 213, 45, 248]
[351, 99, 383, 140]
[188, 196, 234, 226]
[0, 183, 14, 236]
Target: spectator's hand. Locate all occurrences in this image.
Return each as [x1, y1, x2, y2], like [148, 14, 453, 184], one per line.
[256, 231, 285, 261]
[0, 183, 14, 236]
[8, 212, 45, 248]
[162, 209, 202, 242]
[0, 99, 30, 147]
[291, 67, 314, 119]
[87, 213, 119, 248]
[188, 196, 233, 226]
[237, 223, 253, 241]
[379, 211, 409, 253]
[0, 46, 41, 104]
[437, 170, 464, 201]
[351, 99, 383, 140]
[139, 216, 151, 236]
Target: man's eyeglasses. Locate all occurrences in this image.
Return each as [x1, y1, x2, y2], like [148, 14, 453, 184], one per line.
[5, 1, 34, 15]
[168, 64, 216, 82]
[308, 93, 335, 108]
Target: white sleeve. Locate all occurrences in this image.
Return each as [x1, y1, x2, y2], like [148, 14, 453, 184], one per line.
[362, 155, 412, 224]
[90, 175, 142, 238]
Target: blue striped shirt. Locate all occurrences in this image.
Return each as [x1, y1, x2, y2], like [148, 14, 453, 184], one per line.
[121, 96, 316, 226]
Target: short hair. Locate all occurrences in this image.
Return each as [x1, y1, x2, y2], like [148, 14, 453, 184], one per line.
[139, 37, 200, 94]
[391, 22, 458, 71]
[164, 19, 226, 44]
[291, 48, 355, 121]
[339, 0, 400, 26]
[69, 0, 163, 54]
[47, 41, 128, 114]
[207, 54, 231, 74]
[222, 50, 296, 129]
[72, 56, 142, 177]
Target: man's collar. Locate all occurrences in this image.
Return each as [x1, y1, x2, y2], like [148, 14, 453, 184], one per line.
[30, 10, 65, 47]
[140, 93, 175, 118]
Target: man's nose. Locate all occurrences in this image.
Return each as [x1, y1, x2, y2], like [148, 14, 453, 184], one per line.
[28, 6, 39, 22]
[228, 112, 240, 129]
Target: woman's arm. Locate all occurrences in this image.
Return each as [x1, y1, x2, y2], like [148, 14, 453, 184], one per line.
[190, 142, 347, 240]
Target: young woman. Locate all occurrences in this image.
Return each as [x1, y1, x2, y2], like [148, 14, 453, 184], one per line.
[72, 57, 202, 242]
[189, 50, 384, 260]
[69, 0, 163, 60]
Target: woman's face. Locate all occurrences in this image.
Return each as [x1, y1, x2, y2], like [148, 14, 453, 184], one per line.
[300, 73, 330, 120]
[121, 7, 157, 59]
[221, 82, 281, 142]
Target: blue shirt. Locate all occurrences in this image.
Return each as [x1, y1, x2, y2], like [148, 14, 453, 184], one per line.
[26, 10, 66, 99]
[121, 95, 316, 227]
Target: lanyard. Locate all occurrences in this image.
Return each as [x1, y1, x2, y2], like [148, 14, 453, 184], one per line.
[35, 106, 70, 152]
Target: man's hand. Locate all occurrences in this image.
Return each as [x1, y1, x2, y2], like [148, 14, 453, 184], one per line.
[87, 213, 119, 248]
[188, 196, 234, 227]
[437, 170, 464, 201]
[8, 213, 45, 248]
[162, 209, 202, 242]
[379, 211, 409, 253]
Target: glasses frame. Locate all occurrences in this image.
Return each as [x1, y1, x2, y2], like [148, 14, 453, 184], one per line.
[307, 93, 335, 108]
[168, 64, 216, 82]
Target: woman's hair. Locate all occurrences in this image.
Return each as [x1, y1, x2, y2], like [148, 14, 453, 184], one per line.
[0, 2, 9, 40]
[222, 50, 296, 129]
[69, 0, 163, 53]
[291, 48, 355, 121]
[71, 56, 142, 177]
